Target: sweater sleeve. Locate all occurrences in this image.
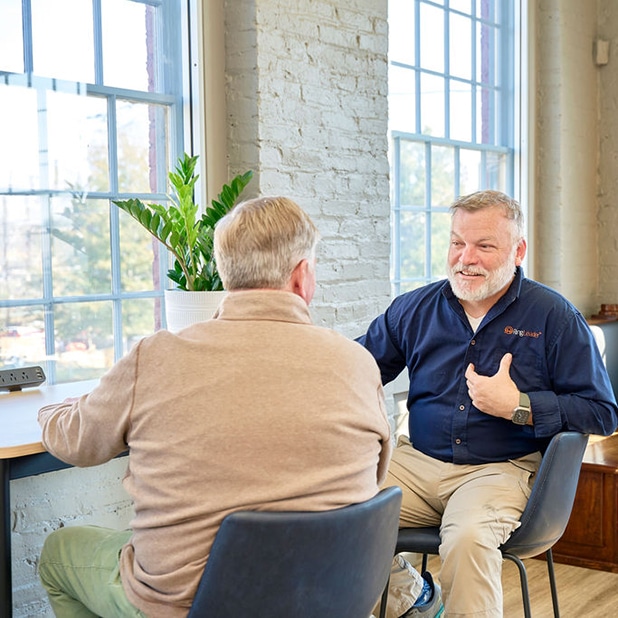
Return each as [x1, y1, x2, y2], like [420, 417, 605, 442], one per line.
[375, 384, 393, 486]
[38, 341, 141, 467]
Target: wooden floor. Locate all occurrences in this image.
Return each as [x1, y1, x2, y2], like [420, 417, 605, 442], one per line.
[423, 554, 618, 617]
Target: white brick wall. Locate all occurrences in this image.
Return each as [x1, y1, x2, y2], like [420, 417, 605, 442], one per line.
[226, 0, 392, 337]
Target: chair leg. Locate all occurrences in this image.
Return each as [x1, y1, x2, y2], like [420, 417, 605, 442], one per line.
[421, 553, 428, 573]
[545, 549, 560, 618]
[503, 553, 532, 618]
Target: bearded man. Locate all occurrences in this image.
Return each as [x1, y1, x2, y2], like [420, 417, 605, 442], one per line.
[359, 190, 618, 618]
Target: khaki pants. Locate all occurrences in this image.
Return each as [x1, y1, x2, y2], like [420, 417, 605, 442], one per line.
[380, 436, 540, 618]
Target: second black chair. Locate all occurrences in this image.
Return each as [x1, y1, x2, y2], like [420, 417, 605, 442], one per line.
[378, 431, 589, 618]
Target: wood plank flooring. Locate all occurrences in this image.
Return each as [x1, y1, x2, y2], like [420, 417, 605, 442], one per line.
[422, 554, 618, 617]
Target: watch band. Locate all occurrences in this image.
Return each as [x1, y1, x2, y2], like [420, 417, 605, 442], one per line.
[519, 392, 530, 409]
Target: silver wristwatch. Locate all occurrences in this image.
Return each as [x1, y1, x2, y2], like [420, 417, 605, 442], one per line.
[511, 392, 531, 425]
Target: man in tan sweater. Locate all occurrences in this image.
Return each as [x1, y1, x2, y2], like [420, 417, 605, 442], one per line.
[38, 196, 392, 617]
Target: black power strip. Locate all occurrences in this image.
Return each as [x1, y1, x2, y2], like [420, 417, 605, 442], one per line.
[0, 366, 47, 392]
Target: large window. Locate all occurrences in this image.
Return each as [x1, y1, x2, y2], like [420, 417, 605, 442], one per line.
[0, 0, 194, 384]
[389, 0, 520, 295]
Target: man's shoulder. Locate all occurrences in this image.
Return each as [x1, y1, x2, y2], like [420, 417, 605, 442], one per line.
[388, 279, 448, 318]
[520, 277, 579, 314]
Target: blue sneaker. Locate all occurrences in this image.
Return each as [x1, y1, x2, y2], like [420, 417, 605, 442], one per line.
[401, 572, 444, 617]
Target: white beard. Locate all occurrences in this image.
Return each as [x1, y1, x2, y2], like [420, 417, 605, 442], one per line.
[447, 248, 517, 302]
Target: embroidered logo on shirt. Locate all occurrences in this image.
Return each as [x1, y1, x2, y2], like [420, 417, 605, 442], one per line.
[504, 325, 542, 338]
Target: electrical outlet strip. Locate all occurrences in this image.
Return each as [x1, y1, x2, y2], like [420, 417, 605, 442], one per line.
[0, 366, 47, 392]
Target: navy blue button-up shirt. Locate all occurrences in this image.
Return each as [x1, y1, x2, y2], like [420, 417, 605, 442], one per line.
[358, 268, 618, 464]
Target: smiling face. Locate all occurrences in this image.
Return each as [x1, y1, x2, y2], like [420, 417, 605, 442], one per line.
[447, 205, 526, 314]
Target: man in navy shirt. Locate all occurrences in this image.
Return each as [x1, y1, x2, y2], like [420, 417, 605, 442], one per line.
[359, 190, 618, 618]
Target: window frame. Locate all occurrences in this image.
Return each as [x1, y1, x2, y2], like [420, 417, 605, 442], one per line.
[0, 0, 198, 384]
[388, 0, 525, 296]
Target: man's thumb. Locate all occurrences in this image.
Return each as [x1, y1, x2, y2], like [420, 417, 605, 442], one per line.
[499, 352, 513, 374]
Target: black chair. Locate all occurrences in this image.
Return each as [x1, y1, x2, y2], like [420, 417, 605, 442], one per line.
[188, 486, 402, 618]
[378, 431, 589, 618]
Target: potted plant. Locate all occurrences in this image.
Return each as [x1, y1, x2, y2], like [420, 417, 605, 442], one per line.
[113, 152, 253, 331]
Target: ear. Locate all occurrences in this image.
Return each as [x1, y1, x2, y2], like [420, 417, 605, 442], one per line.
[288, 259, 314, 305]
[515, 238, 527, 266]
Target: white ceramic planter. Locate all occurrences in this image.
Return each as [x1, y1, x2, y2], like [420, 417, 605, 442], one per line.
[164, 289, 227, 333]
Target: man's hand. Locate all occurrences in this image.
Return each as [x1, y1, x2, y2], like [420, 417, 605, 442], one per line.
[465, 353, 520, 420]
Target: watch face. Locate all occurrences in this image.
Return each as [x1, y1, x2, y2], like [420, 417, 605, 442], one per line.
[512, 407, 530, 425]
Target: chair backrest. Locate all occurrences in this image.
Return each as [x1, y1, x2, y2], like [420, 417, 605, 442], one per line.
[501, 431, 589, 558]
[187, 486, 403, 618]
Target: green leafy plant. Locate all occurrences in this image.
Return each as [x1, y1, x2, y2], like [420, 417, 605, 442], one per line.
[113, 153, 253, 291]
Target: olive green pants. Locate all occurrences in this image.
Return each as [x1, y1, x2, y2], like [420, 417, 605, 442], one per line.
[39, 525, 145, 618]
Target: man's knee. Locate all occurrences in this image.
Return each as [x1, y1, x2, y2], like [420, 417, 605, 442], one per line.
[40, 526, 68, 563]
[440, 520, 494, 559]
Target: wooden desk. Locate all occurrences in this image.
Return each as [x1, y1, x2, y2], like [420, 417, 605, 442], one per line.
[551, 432, 618, 572]
[0, 380, 98, 618]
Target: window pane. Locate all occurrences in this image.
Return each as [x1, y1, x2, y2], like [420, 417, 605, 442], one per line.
[0, 85, 40, 192]
[449, 13, 472, 80]
[47, 91, 110, 192]
[117, 101, 169, 193]
[399, 210, 426, 280]
[420, 73, 445, 136]
[389, 0, 415, 66]
[459, 149, 482, 195]
[55, 301, 114, 382]
[450, 80, 472, 142]
[431, 211, 450, 278]
[399, 141, 425, 206]
[0, 196, 43, 301]
[0, 0, 23, 73]
[485, 151, 507, 189]
[122, 298, 161, 353]
[477, 84, 496, 144]
[119, 216, 162, 293]
[431, 145, 455, 207]
[0, 308, 45, 368]
[450, 0, 472, 12]
[102, 0, 153, 91]
[52, 196, 111, 296]
[31, 0, 94, 83]
[420, 3, 444, 74]
[389, 65, 416, 134]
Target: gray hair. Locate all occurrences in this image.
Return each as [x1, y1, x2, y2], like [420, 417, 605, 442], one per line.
[214, 196, 320, 290]
[450, 190, 525, 239]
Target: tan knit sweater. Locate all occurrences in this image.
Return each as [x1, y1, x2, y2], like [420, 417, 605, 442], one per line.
[38, 290, 391, 617]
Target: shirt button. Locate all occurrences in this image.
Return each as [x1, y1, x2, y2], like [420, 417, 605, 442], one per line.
[455, 438, 462, 445]
[459, 404, 465, 411]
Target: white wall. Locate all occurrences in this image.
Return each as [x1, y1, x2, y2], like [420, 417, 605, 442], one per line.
[533, 0, 600, 314]
[598, 0, 618, 305]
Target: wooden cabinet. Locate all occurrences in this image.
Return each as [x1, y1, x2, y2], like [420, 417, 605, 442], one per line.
[551, 433, 618, 573]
